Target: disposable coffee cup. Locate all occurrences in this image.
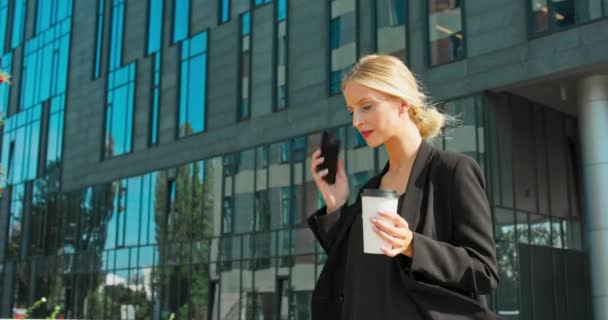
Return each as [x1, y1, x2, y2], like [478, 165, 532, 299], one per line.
[361, 189, 399, 254]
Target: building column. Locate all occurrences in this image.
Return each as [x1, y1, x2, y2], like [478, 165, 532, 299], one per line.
[578, 74, 608, 320]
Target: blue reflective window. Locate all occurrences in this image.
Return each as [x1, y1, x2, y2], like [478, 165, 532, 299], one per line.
[36, 0, 72, 34]
[1, 105, 42, 185]
[0, 0, 9, 54]
[150, 53, 161, 145]
[11, 0, 27, 49]
[278, 0, 287, 21]
[173, 0, 189, 43]
[8, 183, 25, 257]
[219, 0, 230, 24]
[255, 0, 271, 6]
[46, 96, 65, 169]
[241, 12, 251, 36]
[105, 64, 135, 157]
[93, 0, 105, 79]
[2, 0, 72, 186]
[104, 0, 134, 157]
[0, 52, 12, 115]
[147, 0, 163, 54]
[109, 0, 125, 71]
[178, 32, 208, 138]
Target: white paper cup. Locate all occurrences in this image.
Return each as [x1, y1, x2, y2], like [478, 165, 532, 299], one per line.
[361, 189, 399, 254]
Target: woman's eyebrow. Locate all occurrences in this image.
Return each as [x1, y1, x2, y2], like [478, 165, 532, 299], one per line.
[347, 98, 371, 109]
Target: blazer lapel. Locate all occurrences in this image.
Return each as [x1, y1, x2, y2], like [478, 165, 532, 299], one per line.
[377, 141, 435, 228]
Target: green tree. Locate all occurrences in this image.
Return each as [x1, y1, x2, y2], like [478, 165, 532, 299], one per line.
[154, 123, 215, 319]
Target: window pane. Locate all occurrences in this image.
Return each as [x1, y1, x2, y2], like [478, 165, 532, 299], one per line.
[220, 0, 230, 23]
[179, 33, 208, 137]
[330, 0, 356, 95]
[376, 0, 407, 61]
[428, 0, 464, 65]
[173, 0, 189, 43]
[148, 0, 163, 54]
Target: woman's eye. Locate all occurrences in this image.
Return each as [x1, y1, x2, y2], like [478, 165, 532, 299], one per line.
[363, 105, 372, 111]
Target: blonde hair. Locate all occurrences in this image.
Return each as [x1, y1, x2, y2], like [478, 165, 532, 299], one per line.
[341, 54, 453, 140]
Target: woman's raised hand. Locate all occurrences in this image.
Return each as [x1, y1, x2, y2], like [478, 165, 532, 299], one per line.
[310, 149, 349, 213]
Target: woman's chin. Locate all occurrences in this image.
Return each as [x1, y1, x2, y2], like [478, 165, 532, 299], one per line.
[365, 139, 383, 148]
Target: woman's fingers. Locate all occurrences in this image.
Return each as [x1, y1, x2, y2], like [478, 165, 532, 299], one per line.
[372, 225, 402, 247]
[372, 218, 407, 239]
[377, 211, 408, 228]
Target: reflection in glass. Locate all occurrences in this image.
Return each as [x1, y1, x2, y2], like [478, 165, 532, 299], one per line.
[147, 0, 163, 54]
[0, 52, 12, 114]
[11, 0, 27, 49]
[428, 0, 464, 65]
[219, 0, 230, 24]
[329, 0, 357, 95]
[179, 32, 208, 137]
[376, 0, 407, 61]
[275, 0, 288, 111]
[0, 0, 9, 56]
[173, 0, 189, 43]
[93, 0, 105, 79]
[239, 12, 251, 120]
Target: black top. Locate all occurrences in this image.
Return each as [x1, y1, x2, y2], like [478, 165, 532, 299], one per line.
[307, 141, 500, 320]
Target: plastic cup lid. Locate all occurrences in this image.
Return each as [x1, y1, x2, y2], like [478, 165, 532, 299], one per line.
[362, 188, 398, 198]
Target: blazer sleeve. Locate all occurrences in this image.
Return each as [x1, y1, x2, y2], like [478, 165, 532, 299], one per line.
[307, 205, 347, 254]
[407, 156, 499, 296]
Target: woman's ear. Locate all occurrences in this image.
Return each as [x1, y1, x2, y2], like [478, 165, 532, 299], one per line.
[399, 100, 410, 115]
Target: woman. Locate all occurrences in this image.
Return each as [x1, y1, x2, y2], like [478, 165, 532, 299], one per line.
[308, 54, 499, 320]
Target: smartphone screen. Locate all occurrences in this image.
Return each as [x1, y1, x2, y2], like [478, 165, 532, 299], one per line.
[317, 131, 340, 184]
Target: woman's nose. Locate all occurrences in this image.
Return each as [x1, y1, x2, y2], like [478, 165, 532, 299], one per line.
[352, 111, 364, 127]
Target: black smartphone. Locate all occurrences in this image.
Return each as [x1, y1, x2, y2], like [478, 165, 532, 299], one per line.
[317, 131, 341, 184]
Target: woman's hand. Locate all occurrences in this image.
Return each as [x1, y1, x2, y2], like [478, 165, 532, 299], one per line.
[310, 149, 349, 213]
[371, 211, 414, 257]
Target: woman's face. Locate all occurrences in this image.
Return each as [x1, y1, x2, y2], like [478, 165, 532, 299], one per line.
[343, 82, 408, 148]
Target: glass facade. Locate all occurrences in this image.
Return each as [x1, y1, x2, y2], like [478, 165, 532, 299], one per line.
[10, 0, 27, 49]
[0, 2, 599, 319]
[275, 0, 288, 111]
[329, 0, 357, 95]
[528, 0, 604, 35]
[376, 0, 407, 62]
[93, 0, 105, 79]
[0, 0, 9, 54]
[485, 95, 584, 319]
[219, 0, 230, 24]
[0, 52, 11, 115]
[178, 31, 208, 138]
[0, 88, 588, 319]
[173, 0, 190, 44]
[147, 0, 164, 55]
[427, 0, 465, 66]
[148, 0, 164, 145]
[104, 0, 136, 158]
[238, 12, 251, 121]
[150, 53, 161, 145]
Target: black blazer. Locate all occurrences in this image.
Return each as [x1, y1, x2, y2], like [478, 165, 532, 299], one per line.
[307, 141, 500, 320]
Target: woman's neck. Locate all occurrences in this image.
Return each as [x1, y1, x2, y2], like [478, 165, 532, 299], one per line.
[384, 129, 422, 176]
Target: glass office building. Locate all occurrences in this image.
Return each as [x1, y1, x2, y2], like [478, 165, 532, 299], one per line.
[1, 0, 607, 319]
